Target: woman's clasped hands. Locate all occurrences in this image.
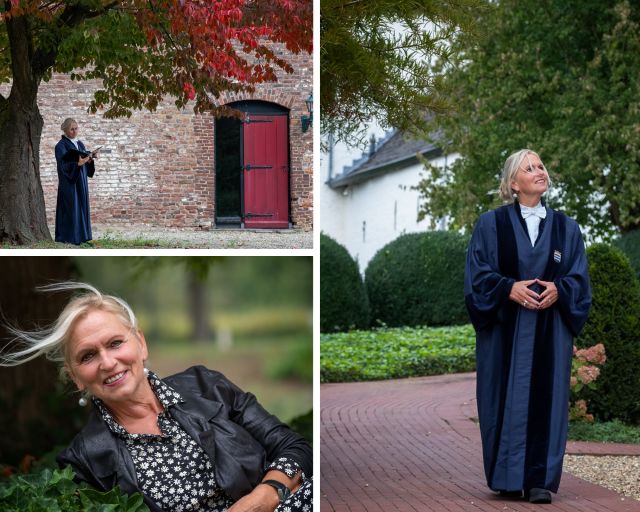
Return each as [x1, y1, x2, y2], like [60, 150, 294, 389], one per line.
[509, 278, 558, 310]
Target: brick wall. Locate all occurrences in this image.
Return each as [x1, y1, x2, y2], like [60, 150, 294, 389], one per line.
[0, 42, 313, 230]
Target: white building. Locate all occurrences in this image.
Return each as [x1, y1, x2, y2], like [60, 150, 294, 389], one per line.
[321, 129, 458, 271]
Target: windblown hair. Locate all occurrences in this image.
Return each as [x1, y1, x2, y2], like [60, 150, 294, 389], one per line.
[61, 118, 77, 132]
[499, 149, 554, 202]
[0, 282, 138, 389]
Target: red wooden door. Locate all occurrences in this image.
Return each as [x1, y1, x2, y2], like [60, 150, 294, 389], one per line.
[242, 115, 289, 228]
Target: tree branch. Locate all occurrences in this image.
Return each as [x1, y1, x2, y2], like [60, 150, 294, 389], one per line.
[30, 1, 119, 78]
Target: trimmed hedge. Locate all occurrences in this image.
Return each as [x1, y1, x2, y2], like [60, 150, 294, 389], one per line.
[321, 324, 476, 383]
[320, 233, 369, 332]
[365, 231, 471, 328]
[613, 229, 640, 284]
[573, 244, 640, 424]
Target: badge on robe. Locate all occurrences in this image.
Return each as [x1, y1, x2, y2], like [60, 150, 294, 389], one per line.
[554, 250, 561, 263]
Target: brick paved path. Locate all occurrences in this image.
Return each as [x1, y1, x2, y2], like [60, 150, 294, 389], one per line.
[321, 373, 640, 511]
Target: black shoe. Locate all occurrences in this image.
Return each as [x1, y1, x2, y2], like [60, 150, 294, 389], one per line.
[526, 488, 552, 504]
[78, 241, 95, 248]
[499, 490, 523, 498]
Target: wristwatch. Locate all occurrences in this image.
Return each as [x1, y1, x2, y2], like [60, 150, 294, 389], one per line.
[259, 480, 291, 504]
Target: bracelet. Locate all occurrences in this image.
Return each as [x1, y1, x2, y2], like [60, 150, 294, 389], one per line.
[259, 480, 290, 504]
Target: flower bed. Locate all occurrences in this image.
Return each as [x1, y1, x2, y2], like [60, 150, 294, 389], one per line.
[320, 324, 476, 383]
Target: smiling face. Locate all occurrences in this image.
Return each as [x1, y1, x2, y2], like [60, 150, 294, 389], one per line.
[65, 309, 148, 404]
[510, 152, 548, 201]
[63, 123, 78, 139]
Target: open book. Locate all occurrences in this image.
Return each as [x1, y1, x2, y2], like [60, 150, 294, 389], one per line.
[60, 146, 103, 163]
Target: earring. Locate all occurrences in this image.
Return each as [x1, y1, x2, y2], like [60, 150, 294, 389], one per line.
[79, 397, 88, 406]
[143, 367, 149, 377]
[513, 193, 517, 198]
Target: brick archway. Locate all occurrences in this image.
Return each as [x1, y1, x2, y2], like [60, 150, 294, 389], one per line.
[217, 89, 297, 111]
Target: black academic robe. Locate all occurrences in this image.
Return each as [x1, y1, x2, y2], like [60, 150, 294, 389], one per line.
[464, 200, 591, 493]
[54, 136, 95, 244]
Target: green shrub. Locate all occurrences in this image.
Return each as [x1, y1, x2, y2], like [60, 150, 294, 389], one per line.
[365, 231, 470, 328]
[320, 233, 369, 332]
[572, 244, 640, 424]
[0, 465, 149, 512]
[613, 230, 640, 284]
[288, 410, 313, 448]
[321, 324, 476, 383]
[567, 418, 640, 444]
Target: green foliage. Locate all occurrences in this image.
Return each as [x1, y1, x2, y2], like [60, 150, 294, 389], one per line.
[567, 418, 640, 445]
[414, 0, 640, 240]
[613, 230, 640, 284]
[0, 465, 149, 512]
[269, 340, 313, 383]
[573, 244, 640, 423]
[320, 0, 492, 148]
[321, 324, 476, 383]
[320, 234, 369, 332]
[365, 231, 470, 328]
[288, 410, 313, 448]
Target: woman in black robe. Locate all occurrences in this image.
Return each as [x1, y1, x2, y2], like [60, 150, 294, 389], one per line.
[55, 118, 97, 245]
[464, 150, 591, 504]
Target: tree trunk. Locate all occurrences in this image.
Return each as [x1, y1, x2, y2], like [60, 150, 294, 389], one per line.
[0, 257, 87, 468]
[0, 10, 51, 245]
[189, 270, 211, 343]
[609, 200, 640, 235]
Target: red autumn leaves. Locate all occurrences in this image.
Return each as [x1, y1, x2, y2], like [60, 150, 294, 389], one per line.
[133, 0, 312, 108]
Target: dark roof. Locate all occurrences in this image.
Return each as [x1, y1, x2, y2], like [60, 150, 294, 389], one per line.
[328, 130, 442, 188]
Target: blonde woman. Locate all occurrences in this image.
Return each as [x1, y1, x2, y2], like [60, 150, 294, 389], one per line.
[55, 119, 97, 245]
[464, 150, 591, 504]
[0, 283, 312, 512]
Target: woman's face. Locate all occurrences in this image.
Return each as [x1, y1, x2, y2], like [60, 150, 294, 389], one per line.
[63, 123, 78, 139]
[510, 153, 548, 197]
[65, 309, 148, 404]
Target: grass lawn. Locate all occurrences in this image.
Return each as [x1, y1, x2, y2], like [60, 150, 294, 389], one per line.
[321, 324, 476, 383]
[0, 234, 210, 249]
[567, 419, 640, 444]
[148, 333, 312, 424]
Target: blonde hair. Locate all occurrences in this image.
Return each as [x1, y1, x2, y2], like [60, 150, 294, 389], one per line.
[0, 282, 139, 393]
[61, 118, 77, 131]
[499, 149, 553, 202]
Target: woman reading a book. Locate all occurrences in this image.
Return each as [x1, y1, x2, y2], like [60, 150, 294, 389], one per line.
[54, 118, 98, 245]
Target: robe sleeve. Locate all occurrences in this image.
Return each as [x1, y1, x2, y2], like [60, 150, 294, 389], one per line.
[553, 223, 591, 338]
[79, 141, 96, 178]
[55, 143, 83, 185]
[86, 159, 95, 178]
[464, 213, 516, 332]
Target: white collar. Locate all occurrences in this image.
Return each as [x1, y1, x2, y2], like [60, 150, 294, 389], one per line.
[520, 201, 543, 211]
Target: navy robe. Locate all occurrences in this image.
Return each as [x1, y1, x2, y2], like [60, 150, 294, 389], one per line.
[464, 200, 591, 493]
[54, 136, 95, 244]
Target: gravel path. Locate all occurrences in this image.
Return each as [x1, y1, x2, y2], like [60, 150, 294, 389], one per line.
[75, 225, 312, 249]
[564, 455, 640, 501]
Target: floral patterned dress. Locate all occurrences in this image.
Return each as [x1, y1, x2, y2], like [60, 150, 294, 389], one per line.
[92, 371, 313, 512]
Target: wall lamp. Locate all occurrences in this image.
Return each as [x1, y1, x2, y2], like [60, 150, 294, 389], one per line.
[302, 92, 313, 133]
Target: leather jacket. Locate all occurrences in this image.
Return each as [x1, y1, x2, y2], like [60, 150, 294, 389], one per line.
[56, 366, 312, 512]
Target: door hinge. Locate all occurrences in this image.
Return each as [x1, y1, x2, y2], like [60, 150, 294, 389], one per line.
[245, 213, 275, 219]
[243, 165, 273, 170]
[241, 117, 274, 124]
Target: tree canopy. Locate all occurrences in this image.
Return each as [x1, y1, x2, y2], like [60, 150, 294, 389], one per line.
[320, 0, 491, 148]
[0, 0, 312, 119]
[414, 0, 640, 241]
